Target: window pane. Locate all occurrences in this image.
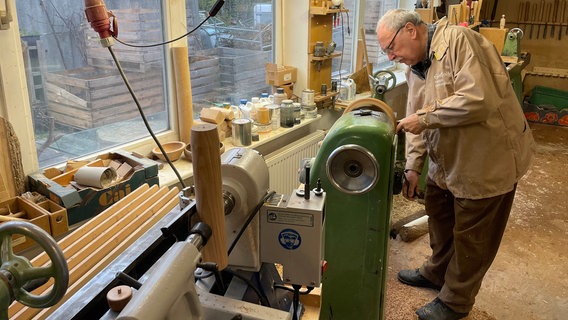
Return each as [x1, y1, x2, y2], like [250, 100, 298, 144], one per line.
[186, 0, 273, 115]
[364, 0, 399, 71]
[17, 0, 168, 168]
[332, 0, 399, 81]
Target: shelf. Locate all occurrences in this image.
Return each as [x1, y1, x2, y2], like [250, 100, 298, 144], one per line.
[314, 91, 338, 103]
[310, 5, 349, 16]
[310, 52, 342, 62]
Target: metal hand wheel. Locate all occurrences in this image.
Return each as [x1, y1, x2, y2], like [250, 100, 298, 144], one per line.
[369, 70, 397, 100]
[0, 221, 68, 311]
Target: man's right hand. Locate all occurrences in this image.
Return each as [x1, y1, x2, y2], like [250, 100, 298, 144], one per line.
[402, 169, 420, 200]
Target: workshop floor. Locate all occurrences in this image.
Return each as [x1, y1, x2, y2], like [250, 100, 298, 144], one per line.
[384, 123, 568, 320]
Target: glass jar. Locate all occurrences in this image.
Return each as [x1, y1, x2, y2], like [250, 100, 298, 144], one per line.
[280, 99, 294, 128]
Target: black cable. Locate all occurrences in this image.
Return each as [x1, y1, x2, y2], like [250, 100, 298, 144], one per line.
[107, 46, 186, 188]
[227, 191, 276, 256]
[224, 268, 271, 307]
[114, 17, 209, 48]
[113, 0, 225, 48]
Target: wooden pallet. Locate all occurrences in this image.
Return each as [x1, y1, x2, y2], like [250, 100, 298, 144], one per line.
[46, 66, 164, 129]
[8, 184, 180, 319]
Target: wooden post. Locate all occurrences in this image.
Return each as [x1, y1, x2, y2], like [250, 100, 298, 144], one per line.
[191, 123, 228, 270]
[171, 47, 194, 144]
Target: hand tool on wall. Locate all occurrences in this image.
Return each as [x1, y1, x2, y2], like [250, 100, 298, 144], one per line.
[529, 3, 536, 38]
[552, 0, 559, 37]
[518, 1, 524, 28]
[524, 1, 531, 32]
[537, 0, 544, 39]
[564, 0, 568, 36]
[543, 1, 551, 39]
[560, 0, 566, 39]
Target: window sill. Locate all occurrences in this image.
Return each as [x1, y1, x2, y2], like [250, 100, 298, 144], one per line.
[158, 116, 322, 189]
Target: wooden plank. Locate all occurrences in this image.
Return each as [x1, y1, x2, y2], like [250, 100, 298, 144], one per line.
[533, 66, 568, 76]
[32, 189, 180, 319]
[8, 184, 152, 316]
[45, 82, 88, 108]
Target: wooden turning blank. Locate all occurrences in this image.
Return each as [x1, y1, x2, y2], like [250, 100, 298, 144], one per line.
[191, 123, 228, 270]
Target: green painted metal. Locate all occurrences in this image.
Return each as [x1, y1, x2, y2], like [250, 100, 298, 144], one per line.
[311, 110, 396, 320]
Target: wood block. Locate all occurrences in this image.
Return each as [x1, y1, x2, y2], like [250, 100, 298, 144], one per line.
[199, 108, 225, 125]
[210, 107, 235, 120]
[479, 27, 508, 56]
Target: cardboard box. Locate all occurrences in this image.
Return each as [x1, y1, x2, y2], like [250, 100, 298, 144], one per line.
[0, 197, 51, 252]
[28, 150, 160, 225]
[265, 63, 297, 86]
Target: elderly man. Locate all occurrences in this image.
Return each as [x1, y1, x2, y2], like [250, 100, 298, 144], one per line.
[376, 9, 534, 320]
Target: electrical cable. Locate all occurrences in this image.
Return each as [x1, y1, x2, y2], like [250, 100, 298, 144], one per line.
[107, 46, 186, 188]
[224, 268, 271, 307]
[227, 190, 276, 256]
[113, 0, 225, 48]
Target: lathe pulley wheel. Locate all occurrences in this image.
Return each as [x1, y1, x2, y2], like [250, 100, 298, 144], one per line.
[343, 98, 397, 127]
[0, 221, 68, 308]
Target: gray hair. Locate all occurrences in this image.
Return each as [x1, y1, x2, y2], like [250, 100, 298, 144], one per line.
[377, 9, 423, 32]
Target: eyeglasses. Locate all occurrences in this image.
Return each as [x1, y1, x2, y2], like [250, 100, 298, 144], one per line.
[380, 26, 403, 55]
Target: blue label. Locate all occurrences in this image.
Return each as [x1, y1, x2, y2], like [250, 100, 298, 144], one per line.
[279, 229, 301, 250]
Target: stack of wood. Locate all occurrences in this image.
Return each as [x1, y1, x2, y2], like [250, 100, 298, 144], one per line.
[8, 184, 180, 319]
[196, 107, 235, 141]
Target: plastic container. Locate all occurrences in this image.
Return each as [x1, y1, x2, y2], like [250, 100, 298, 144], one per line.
[302, 103, 318, 119]
[273, 87, 287, 106]
[293, 102, 302, 124]
[268, 104, 281, 130]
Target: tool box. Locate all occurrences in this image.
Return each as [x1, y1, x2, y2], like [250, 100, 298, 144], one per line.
[28, 150, 160, 225]
[523, 85, 568, 126]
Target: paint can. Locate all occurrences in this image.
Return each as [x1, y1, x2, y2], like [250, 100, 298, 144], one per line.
[232, 118, 252, 146]
[302, 89, 315, 105]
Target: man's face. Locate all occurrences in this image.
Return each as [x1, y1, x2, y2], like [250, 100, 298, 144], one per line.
[377, 22, 423, 66]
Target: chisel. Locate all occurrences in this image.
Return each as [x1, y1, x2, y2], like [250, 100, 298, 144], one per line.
[518, 2, 524, 28]
[525, 1, 531, 31]
[560, 0, 566, 39]
[552, 0, 559, 37]
[530, 3, 537, 38]
[543, 2, 551, 39]
[537, 0, 544, 39]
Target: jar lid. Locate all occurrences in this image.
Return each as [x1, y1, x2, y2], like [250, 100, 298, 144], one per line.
[282, 99, 293, 104]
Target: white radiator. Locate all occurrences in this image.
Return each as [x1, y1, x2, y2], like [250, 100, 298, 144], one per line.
[264, 130, 326, 194]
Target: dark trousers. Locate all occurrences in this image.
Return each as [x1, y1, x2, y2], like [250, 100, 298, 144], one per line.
[419, 179, 517, 313]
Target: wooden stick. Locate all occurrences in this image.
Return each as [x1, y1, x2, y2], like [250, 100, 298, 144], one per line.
[11, 186, 180, 319]
[191, 123, 228, 270]
[172, 46, 194, 144]
[399, 215, 429, 242]
[31, 189, 180, 319]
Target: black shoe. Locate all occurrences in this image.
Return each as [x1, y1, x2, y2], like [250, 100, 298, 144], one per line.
[397, 269, 442, 290]
[416, 297, 469, 320]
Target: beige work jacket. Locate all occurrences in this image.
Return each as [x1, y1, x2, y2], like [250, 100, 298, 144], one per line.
[405, 18, 535, 199]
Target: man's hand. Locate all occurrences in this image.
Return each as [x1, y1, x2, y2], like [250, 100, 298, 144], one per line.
[402, 169, 421, 200]
[396, 113, 425, 135]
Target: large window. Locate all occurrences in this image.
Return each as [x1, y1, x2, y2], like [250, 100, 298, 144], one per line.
[17, 0, 168, 168]
[185, 0, 273, 115]
[16, 0, 274, 169]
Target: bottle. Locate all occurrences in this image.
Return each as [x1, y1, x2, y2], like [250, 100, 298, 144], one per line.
[293, 102, 302, 124]
[250, 97, 260, 122]
[280, 99, 294, 128]
[273, 87, 287, 106]
[500, 15, 506, 29]
[239, 99, 251, 119]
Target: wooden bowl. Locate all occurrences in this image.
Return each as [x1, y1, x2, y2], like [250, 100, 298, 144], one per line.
[184, 142, 225, 161]
[152, 141, 186, 162]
